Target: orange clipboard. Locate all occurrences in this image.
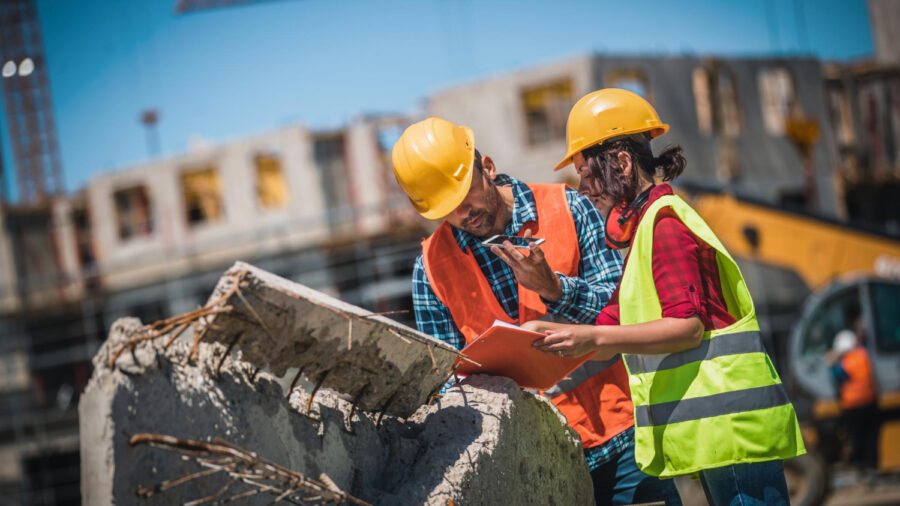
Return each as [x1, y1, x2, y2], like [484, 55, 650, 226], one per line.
[455, 322, 594, 390]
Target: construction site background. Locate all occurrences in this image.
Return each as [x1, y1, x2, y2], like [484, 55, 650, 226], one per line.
[0, 0, 899, 504]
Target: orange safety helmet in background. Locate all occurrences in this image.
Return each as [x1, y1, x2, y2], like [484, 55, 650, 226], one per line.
[554, 88, 669, 171]
[392, 117, 476, 220]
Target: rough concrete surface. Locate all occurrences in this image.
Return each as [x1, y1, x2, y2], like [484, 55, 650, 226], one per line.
[80, 316, 593, 505]
[201, 261, 459, 418]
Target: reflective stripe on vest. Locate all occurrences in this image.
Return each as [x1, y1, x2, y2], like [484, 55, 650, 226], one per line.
[543, 355, 620, 397]
[623, 330, 765, 374]
[422, 182, 635, 449]
[618, 194, 805, 478]
[634, 383, 790, 427]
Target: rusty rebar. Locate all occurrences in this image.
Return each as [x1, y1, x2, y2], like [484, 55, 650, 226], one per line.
[108, 270, 247, 369]
[347, 317, 353, 351]
[305, 370, 330, 413]
[286, 368, 303, 401]
[215, 331, 244, 378]
[129, 433, 371, 505]
[344, 383, 371, 433]
[375, 391, 398, 427]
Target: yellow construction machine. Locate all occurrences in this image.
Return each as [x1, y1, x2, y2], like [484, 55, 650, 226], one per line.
[683, 184, 900, 505]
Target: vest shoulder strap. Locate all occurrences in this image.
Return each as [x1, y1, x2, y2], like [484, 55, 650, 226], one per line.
[620, 194, 755, 326]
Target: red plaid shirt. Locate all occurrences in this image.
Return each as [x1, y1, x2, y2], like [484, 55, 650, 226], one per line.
[596, 184, 736, 330]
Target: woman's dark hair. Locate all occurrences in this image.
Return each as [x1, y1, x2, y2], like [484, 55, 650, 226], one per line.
[582, 135, 686, 204]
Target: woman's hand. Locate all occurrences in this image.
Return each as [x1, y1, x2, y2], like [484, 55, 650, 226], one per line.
[531, 324, 609, 359]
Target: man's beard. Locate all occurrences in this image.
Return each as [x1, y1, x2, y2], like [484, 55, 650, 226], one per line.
[461, 209, 493, 237]
[461, 186, 500, 238]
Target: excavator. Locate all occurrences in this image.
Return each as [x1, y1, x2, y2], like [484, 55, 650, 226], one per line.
[677, 183, 900, 505]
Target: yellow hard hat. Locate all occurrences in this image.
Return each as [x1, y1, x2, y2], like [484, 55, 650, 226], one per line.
[553, 88, 669, 171]
[392, 117, 476, 220]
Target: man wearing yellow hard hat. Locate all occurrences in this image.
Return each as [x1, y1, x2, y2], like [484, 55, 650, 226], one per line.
[392, 117, 680, 506]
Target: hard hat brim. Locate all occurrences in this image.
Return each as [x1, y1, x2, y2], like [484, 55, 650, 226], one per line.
[416, 126, 476, 220]
[552, 124, 670, 172]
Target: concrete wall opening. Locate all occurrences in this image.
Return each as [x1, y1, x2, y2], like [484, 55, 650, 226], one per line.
[857, 77, 900, 172]
[693, 65, 743, 138]
[112, 185, 153, 241]
[521, 78, 574, 146]
[254, 153, 289, 210]
[0, 351, 29, 394]
[375, 122, 417, 226]
[693, 63, 743, 181]
[759, 67, 802, 136]
[825, 67, 900, 231]
[179, 167, 224, 226]
[826, 84, 856, 149]
[70, 206, 94, 270]
[8, 211, 60, 293]
[312, 133, 352, 228]
[604, 68, 651, 101]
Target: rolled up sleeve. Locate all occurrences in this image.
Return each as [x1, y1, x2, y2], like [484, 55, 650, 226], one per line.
[651, 212, 706, 322]
[543, 190, 623, 323]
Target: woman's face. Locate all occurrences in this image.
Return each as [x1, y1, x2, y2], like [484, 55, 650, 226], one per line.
[573, 151, 615, 216]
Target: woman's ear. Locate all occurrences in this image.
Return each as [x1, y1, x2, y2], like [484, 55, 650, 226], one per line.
[481, 155, 498, 181]
[617, 151, 633, 178]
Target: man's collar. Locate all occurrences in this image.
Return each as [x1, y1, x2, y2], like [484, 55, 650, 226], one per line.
[450, 174, 537, 251]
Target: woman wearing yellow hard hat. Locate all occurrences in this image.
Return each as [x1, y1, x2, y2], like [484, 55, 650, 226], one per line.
[526, 89, 805, 505]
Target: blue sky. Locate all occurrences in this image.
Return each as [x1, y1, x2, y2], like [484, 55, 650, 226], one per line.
[2, 0, 875, 196]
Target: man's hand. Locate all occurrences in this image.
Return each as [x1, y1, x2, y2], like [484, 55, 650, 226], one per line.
[490, 229, 563, 301]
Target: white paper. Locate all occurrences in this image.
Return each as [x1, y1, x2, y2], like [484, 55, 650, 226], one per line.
[490, 319, 542, 335]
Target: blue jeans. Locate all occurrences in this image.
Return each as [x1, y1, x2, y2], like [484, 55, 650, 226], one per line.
[590, 438, 682, 506]
[698, 460, 789, 506]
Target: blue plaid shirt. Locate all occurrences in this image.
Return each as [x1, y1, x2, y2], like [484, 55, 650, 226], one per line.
[412, 174, 626, 468]
[584, 427, 634, 471]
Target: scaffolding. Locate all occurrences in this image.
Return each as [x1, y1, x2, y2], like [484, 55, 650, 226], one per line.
[0, 0, 64, 203]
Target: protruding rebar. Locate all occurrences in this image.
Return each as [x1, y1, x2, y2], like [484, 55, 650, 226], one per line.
[215, 331, 244, 379]
[285, 368, 304, 401]
[305, 369, 330, 413]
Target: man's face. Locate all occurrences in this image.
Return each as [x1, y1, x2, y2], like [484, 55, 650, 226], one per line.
[573, 152, 615, 216]
[444, 166, 505, 238]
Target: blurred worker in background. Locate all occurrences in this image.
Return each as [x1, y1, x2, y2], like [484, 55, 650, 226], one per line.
[392, 117, 681, 505]
[527, 89, 806, 506]
[827, 308, 879, 471]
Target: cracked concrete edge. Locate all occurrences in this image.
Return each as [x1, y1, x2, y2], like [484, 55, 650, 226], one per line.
[198, 261, 458, 417]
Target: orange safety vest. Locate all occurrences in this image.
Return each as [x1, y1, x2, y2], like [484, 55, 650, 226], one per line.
[422, 182, 634, 449]
[839, 347, 877, 410]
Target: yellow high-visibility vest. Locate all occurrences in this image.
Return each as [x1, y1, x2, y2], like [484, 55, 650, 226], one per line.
[619, 194, 805, 477]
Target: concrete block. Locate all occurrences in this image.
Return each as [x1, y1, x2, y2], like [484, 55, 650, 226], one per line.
[201, 261, 459, 418]
[80, 318, 593, 505]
